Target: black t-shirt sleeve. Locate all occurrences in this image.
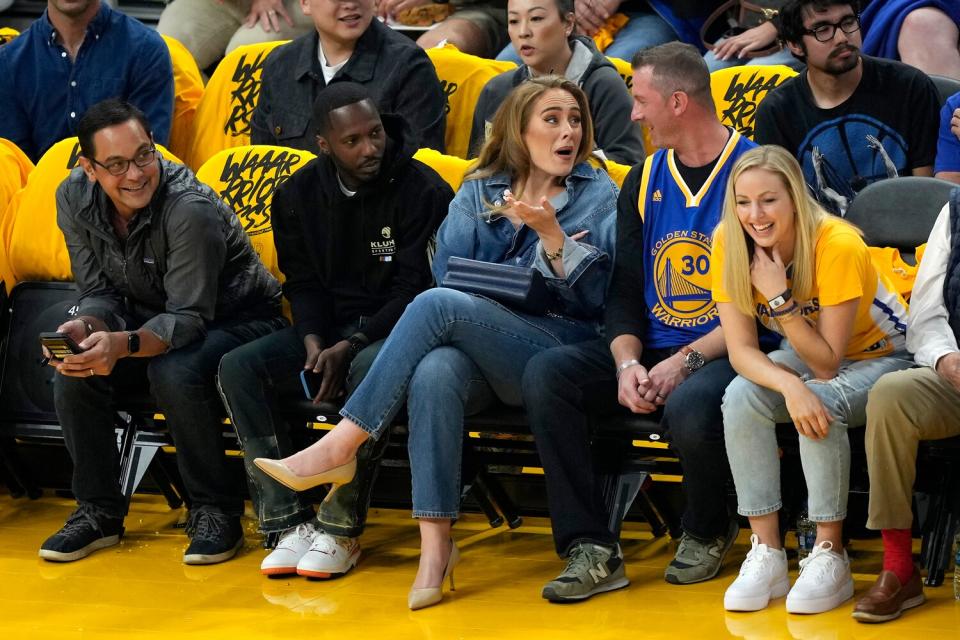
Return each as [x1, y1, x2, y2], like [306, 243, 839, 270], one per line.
[753, 89, 792, 150]
[906, 70, 940, 170]
[604, 161, 647, 346]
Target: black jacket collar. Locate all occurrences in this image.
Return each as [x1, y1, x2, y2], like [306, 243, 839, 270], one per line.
[292, 19, 386, 84]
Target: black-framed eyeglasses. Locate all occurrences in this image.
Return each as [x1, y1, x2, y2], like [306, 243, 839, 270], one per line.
[803, 15, 860, 43]
[91, 147, 158, 176]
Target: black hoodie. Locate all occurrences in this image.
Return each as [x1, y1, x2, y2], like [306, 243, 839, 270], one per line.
[271, 114, 453, 346]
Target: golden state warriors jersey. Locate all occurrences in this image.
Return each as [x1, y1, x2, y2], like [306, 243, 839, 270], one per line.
[637, 129, 755, 349]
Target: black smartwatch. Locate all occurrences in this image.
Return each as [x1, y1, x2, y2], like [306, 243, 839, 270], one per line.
[346, 334, 367, 361]
[127, 331, 140, 355]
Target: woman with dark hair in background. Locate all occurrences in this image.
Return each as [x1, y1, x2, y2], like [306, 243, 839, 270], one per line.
[470, 0, 644, 164]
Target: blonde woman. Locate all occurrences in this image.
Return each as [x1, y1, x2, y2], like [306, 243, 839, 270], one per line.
[711, 145, 913, 614]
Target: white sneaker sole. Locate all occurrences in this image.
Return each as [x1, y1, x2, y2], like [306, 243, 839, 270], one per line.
[39, 534, 121, 562]
[297, 547, 361, 579]
[724, 576, 790, 611]
[786, 578, 855, 614]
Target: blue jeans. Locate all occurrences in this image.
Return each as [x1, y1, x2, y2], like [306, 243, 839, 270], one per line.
[722, 345, 913, 523]
[217, 325, 386, 536]
[340, 287, 597, 518]
[495, 10, 678, 63]
[704, 42, 804, 72]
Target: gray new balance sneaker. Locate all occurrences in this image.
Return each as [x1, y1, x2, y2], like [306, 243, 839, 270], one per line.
[542, 542, 629, 603]
[664, 520, 740, 585]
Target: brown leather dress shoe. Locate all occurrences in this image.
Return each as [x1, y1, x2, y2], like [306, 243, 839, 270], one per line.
[852, 568, 925, 623]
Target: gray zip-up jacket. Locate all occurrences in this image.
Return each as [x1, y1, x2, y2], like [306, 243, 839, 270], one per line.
[56, 159, 282, 349]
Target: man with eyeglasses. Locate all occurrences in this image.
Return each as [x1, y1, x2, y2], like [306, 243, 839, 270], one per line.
[755, 0, 940, 216]
[39, 99, 287, 565]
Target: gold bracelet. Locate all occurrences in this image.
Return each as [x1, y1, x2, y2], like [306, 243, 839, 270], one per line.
[543, 244, 563, 261]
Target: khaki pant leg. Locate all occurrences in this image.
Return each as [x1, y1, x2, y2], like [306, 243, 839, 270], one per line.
[225, 0, 315, 54]
[158, 0, 250, 69]
[865, 367, 960, 530]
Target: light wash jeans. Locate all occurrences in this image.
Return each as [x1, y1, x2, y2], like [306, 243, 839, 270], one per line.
[495, 10, 678, 63]
[721, 344, 913, 522]
[340, 287, 598, 518]
[704, 41, 804, 73]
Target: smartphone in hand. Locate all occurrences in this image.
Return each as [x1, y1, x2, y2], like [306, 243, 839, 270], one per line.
[39, 332, 85, 360]
[300, 369, 323, 400]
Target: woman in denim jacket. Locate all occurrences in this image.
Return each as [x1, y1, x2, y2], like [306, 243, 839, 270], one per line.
[254, 76, 617, 609]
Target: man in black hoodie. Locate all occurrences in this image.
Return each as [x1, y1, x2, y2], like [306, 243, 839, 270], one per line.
[218, 82, 453, 579]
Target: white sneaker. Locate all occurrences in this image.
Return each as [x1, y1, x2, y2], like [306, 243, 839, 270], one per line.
[786, 541, 854, 614]
[296, 532, 361, 578]
[724, 534, 790, 612]
[260, 522, 319, 576]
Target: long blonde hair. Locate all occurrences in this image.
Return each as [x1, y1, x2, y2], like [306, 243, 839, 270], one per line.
[718, 145, 858, 317]
[464, 76, 594, 202]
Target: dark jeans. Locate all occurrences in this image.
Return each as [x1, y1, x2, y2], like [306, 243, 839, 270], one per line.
[54, 315, 287, 519]
[522, 338, 737, 556]
[217, 325, 386, 537]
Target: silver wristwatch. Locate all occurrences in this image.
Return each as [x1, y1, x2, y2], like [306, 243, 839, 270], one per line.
[680, 345, 705, 373]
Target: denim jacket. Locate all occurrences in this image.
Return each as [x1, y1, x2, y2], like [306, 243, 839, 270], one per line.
[432, 162, 617, 334]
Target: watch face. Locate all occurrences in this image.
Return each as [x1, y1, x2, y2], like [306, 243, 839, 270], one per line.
[684, 350, 705, 372]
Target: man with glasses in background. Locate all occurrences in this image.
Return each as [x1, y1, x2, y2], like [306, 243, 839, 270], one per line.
[755, 0, 939, 216]
[39, 99, 286, 566]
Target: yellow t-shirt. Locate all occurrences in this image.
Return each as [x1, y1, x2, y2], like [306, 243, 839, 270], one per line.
[0, 138, 34, 291]
[161, 35, 205, 162]
[195, 144, 316, 282]
[712, 216, 909, 359]
[412, 148, 472, 193]
[709, 65, 798, 141]
[425, 44, 515, 160]
[0, 28, 19, 45]
[184, 41, 287, 171]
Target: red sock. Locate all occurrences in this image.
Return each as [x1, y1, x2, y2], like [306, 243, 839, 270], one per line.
[881, 528, 914, 584]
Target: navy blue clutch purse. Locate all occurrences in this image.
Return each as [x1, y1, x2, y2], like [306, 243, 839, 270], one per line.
[441, 256, 552, 315]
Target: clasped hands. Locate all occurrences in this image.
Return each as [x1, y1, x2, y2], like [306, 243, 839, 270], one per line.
[617, 355, 688, 414]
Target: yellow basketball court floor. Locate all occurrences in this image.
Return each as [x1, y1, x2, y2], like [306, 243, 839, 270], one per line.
[0, 493, 957, 639]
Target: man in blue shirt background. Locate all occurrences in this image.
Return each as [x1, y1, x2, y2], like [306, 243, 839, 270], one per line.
[935, 91, 960, 185]
[0, 0, 174, 162]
